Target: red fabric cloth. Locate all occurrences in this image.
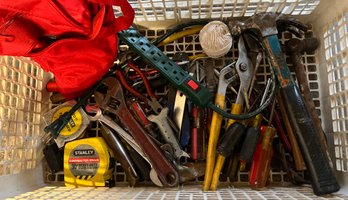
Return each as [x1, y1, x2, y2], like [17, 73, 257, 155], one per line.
[0, 0, 134, 99]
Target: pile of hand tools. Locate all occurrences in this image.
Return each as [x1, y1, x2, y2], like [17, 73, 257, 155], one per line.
[43, 12, 339, 196]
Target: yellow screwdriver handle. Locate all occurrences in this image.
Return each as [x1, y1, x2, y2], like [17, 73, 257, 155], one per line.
[203, 94, 225, 191]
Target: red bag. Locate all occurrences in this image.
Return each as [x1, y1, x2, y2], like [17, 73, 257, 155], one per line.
[0, 0, 134, 99]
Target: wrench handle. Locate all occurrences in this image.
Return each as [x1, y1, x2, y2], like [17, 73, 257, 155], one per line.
[117, 106, 179, 187]
[264, 35, 339, 195]
[100, 124, 139, 186]
[148, 108, 188, 160]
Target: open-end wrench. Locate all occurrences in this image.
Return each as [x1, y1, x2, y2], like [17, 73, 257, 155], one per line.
[117, 62, 185, 160]
[160, 144, 206, 183]
[116, 61, 163, 114]
[85, 106, 163, 186]
[203, 62, 236, 191]
[148, 108, 190, 160]
[94, 77, 179, 187]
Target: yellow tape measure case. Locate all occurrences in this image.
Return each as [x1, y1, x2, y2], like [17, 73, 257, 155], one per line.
[43, 100, 90, 148]
[64, 137, 115, 187]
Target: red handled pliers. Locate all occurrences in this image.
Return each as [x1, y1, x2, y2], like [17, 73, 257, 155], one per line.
[116, 61, 163, 114]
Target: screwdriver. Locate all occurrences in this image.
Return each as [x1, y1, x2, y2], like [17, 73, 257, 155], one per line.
[191, 105, 202, 160]
[249, 99, 277, 189]
[239, 79, 272, 171]
[277, 92, 306, 171]
[249, 125, 276, 188]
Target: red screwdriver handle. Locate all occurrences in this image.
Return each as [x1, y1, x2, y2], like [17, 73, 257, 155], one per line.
[249, 126, 276, 188]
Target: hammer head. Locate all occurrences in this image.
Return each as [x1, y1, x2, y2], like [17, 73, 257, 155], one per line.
[286, 37, 320, 54]
[227, 12, 308, 38]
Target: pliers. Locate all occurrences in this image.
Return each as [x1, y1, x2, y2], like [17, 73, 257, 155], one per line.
[202, 62, 236, 191]
[210, 35, 255, 190]
[116, 61, 163, 114]
[227, 35, 254, 127]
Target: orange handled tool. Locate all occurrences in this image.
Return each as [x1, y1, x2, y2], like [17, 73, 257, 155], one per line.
[239, 79, 272, 171]
[249, 125, 276, 188]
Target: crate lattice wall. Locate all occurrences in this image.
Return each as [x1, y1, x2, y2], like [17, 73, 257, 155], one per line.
[123, 0, 320, 23]
[0, 56, 47, 176]
[324, 11, 348, 172]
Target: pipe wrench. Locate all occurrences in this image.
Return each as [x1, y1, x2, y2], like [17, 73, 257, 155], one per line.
[94, 77, 179, 187]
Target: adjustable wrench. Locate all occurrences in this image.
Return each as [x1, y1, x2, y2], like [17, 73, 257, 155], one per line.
[203, 62, 236, 191]
[94, 77, 179, 187]
[148, 108, 190, 160]
[85, 106, 162, 186]
[117, 62, 186, 160]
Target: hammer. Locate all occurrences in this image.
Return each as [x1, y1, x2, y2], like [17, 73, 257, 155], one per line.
[227, 13, 339, 196]
[285, 38, 329, 154]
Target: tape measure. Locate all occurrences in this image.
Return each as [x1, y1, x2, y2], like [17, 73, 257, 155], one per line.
[64, 137, 115, 187]
[43, 100, 90, 148]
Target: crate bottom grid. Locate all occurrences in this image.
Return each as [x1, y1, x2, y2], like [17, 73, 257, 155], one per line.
[6, 185, 348, 200]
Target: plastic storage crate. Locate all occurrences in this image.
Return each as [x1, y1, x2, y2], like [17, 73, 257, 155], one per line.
[1, 0, 348, 199]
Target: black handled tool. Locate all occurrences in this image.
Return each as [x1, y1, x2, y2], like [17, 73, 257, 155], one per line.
[228, 12, 339, 195]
